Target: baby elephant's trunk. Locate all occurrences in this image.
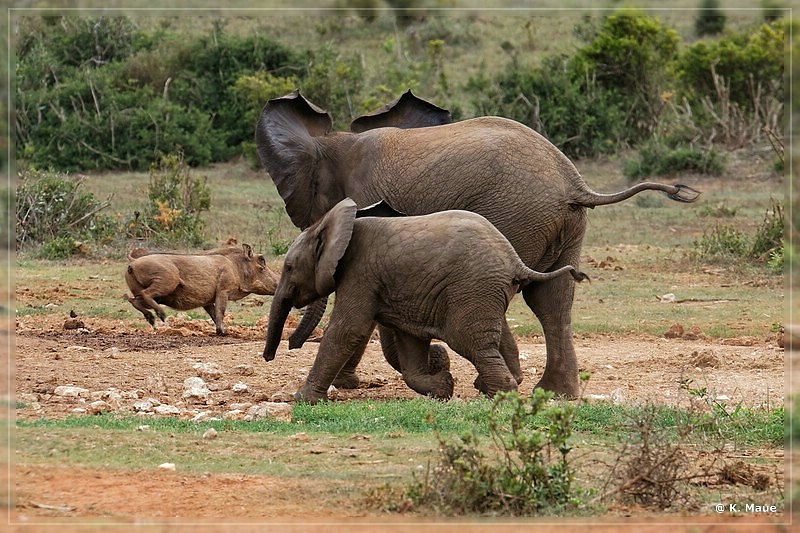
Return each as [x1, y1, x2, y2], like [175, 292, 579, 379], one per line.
[517, 265, 589, 288]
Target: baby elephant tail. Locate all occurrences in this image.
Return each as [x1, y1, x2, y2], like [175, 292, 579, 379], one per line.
[516, 264, 590, 288]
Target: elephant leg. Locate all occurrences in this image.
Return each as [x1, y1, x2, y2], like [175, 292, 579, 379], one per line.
[474, 321, 522, 393]
[379, 325, 452, 376]
[389, 331, 454, 400]
[332, 323, 376, 389]
[522, 273, 580, 399]
[295, 320, 373, 405]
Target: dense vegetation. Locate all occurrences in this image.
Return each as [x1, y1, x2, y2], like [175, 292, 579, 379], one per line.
[14, 11, 788, 169]
[12, 8, 790, 265]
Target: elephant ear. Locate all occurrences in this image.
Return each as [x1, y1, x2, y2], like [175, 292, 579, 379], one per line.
[255, 90, 334, 229]
[350, 90, 452, 133]
[356, 200, 407, 218]
[313, 198, 358, 296]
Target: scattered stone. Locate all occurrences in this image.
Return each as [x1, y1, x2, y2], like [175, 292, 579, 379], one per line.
[183, 377, 210, 402]
[133, 400, 154, 412]
[232, 383, 248, 394]
[203, 428, 218, 440]
[65, 345, 93, 352]
[233, 364, 255, 376]
[190, 411, 211, 423]
[289, 432, 310, 442]
[87, 400, 111, 414]
[585, 394, 609, 402]
[610, 387, 625, 405]
[45, 303, 59, 309]
[158, 463, 176, 471]
[71, 407, 87, 414]
[716, 394, 730, 401]
[145, 374, 168, 394]
[154, 404, 181, 415]
[270, 390, 294, 403]
[53, 385, 89, 398]
[721, 336, 757, 347]
[245, 402, 293, 422]
[223, 410, 245, 420]
[136, 425, 150, 431]
[193, 362, 223, 380]
[17, 393, 39, 404]
[229, 402, 253, 411]
[518, 351, 529, 361]
[657, 293, 676, 303]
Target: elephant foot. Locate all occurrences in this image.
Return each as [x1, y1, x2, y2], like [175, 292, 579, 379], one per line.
[473, 374, 518, 397]
[402, 370, 455, 401]
[294, 384, 328, 405]
[332, 371, 360, 389]
[427, 344, 450, 374]
[534, 374, 580, 400]
[427, 371, 455, 400]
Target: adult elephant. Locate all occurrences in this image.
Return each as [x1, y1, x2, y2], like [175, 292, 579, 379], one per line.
[255, 90, 700, 398]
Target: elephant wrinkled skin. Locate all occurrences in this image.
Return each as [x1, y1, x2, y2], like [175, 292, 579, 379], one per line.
[256, 90, 700, 398]
[263, 199, 588, 405]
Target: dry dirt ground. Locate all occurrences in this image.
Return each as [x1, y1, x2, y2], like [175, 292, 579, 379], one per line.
[9, 283, 791, 528]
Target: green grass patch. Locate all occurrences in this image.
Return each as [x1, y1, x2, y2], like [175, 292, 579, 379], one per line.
[17, 399, 785, 447]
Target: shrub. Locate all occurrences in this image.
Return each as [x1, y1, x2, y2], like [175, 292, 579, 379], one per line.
[126, 151, 210, 248]
[407, 389, 580, 515]
[750, 200, 784, 260]
[623, 142, 725, 180]
[676, 21, 785, 114]
[693, 225, 748, 259]
[695, 0, 726, 37]
[15, 168, 112, 252]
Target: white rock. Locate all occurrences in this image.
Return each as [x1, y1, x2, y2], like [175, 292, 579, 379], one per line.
[232, 383, 248, 393]
[192, 362, 223, 380]
[528, 367, 538, 375]
[65, 345, 93, 352]
[224, 410, 245, 420]
[133, 400, 154, 412]
[245, 402, 293, 422]
[519, 351, 529, 361]
[154, 404, 181, 415]
[71, 407, 87, 414]
[270, 390, 294, 403]
[716, 394, 730, 401]
[233, 364, 255, 376]
[88, 400, 111, 414]
[585, 394, 609, 402]
[610, 388, 626, 405]
[183, 377, 206, 390]
[53, 385, 89, 398]
[45, 303, 59, 309]
[145, 374, 168, 394]
[191, 411, 210, 423]
[183, 387, 210, 401]
[202, 428, 218, 440]
[229, 402, 253, 411]
[158, 463, 176, 471]
[136, 425, 150, 431]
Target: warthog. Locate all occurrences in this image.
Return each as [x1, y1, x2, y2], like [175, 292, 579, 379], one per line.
[125, 243, 279, 335]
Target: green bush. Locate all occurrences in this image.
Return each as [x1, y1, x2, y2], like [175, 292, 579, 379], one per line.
[695, 0, 726, 37]
[467, 12, 678, 158]
[623, 142, 725, 180]
[126, 151, 211, 248]
[676, 21, 785, 113]
[15, 168, 112, 251]
[37, 236, 82, 260]
[694, 225, 748, 259]
[407, 389, 580, 515]
[750, 201, 784, 260]
[15, 16, 302, 172]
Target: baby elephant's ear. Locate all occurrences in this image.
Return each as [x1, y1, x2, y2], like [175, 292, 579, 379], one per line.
[350, 90, 452, 133]
[313, 198, 358, 295]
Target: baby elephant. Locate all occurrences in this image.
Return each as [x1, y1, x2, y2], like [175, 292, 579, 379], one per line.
[126, 243, 279, 335]
[264, 198, 588, 404]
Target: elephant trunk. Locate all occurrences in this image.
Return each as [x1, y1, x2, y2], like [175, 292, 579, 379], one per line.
[288, 296, 328, 349]
[573, 182, 701, 208]
[263, 292, 294, 362]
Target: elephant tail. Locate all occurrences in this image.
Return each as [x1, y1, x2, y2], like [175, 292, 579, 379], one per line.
[571, 182, 701, 208]
[516, 265, 590, 288]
